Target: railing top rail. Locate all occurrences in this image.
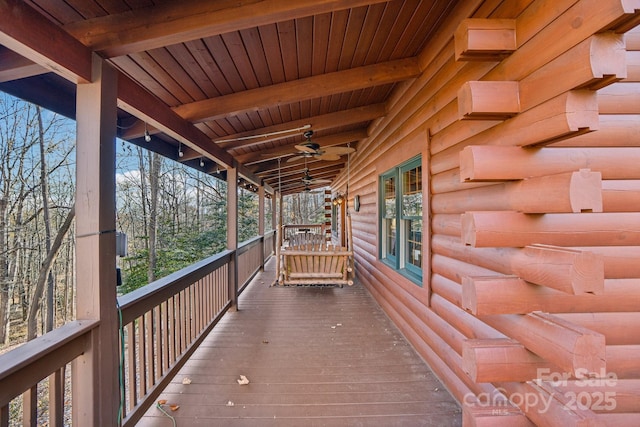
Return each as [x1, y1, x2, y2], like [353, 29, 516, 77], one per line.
[237, 235, 264, 254]
[0, 319, 99, 406]
[118, 249, 233, 324]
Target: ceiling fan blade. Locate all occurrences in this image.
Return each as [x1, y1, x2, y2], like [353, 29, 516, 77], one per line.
[294, 143, 319, 154]
[287, 155, 307, 163]
[322, 146, 356, 155]
[315, 153, 341, 161]
[310, 178, 331, 184]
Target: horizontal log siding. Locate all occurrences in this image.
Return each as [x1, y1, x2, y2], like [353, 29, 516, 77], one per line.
[333, 0, 640, 425]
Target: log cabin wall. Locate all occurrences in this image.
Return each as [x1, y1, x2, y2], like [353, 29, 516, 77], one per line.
[334, 1, 640, 425]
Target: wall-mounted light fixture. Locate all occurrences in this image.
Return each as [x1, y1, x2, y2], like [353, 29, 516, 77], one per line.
[332, 194, 344, 205]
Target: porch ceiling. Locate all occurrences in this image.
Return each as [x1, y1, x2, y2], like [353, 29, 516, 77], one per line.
[0, 0, 457, 194]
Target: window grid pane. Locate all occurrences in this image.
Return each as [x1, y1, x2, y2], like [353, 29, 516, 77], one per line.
[406, 219, 422, 269]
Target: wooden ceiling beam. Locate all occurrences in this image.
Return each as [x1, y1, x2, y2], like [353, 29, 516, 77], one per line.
[262, 162, 344, 182]
[253, 157, 345, 177]
[0, 0, 92, 83]
[266, 168, 341, 189]
[173, 58, 420, 123]
[117, 72, 235, 170]
[217, 103, 385, 150]
[63, 0, 391, 58]
[0, 47, 48, 83]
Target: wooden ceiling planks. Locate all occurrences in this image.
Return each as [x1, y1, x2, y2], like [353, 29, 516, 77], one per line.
[4, 0, 458, 194]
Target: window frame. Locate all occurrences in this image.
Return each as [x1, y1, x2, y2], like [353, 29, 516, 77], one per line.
[379, 156, 423, 285]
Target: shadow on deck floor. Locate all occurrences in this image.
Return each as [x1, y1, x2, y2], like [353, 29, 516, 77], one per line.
[138, 258, 462, 426]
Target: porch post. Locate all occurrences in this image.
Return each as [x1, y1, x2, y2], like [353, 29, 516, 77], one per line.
[74, 54, 119, 426]
[271, 193, 277, 231]
[258, 185, 265, 269]
[227, 166, 238, 310]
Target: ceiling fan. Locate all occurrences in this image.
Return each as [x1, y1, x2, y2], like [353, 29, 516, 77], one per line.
[301, 168, 331, 185]
[287, 130, 355, 163]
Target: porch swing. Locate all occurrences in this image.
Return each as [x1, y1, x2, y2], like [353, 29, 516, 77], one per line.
[274, 148, 355, 287]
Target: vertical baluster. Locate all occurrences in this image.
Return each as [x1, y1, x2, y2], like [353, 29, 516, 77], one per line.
[168, 296, 176, 366]
[189, 284, 195, 343]
[49, 367, 64, 426]
[161, 301, 169, 373]
[126, 322, 137, 412]
[1, 404, 9, 427]
[196, 276, 202, 335]
[154, 305, 162, 382]
[180, 289, 187, 354]
[23, 386, 37, 426]
[137, 315, 146, 397]
[145, 310, 154, 387]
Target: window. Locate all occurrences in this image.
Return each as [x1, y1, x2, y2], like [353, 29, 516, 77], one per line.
[380, 156, 422, 283]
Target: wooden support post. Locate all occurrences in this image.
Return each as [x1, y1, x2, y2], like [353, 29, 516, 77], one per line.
[454, 19, 516, 61]
[458, 81, 520, 120]
[74, 54, 119, 426]
[460, 146, 640, 181]
[432, 169, 602, 214]
[462, 276, 640, 315]
[227, 166, 238, 309]
[462, 211, 640, 247]
[481, 312, 606, 377]
[275, 191, 283, 285]
[258, 185, 265, 270]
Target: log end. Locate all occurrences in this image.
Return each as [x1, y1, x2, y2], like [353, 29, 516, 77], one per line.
[462, 402, 529, 427]
[461, 212, 477, 246]
[571, 251, 605, 295]
[589, 33, 627, 84]
[569, 169, 603, 213]
[461, 276, 478, 313]
[458, 81, 520, 120]
[572, 333, 607, 377]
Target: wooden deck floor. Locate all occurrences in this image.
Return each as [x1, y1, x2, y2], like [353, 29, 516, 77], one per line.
[138, 258, 462, 426]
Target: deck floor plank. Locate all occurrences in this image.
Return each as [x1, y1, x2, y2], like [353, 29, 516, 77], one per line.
[138, 259, 462, 426]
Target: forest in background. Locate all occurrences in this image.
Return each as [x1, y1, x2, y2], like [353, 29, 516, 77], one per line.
[0, 94, 327, 352]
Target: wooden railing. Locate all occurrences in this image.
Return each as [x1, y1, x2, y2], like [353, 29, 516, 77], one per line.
[118, 249, 233, 426]
[237, 236, 263, 292]
[0, 232, 273, 427]
[263, 229, 275, 260]
[0, 320, 99, 426]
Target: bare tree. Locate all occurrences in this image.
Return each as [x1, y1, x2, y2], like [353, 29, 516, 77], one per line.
[147, 151, 161, 282]
[35, 106, 56, 333]
[26, 204, 74, 340]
